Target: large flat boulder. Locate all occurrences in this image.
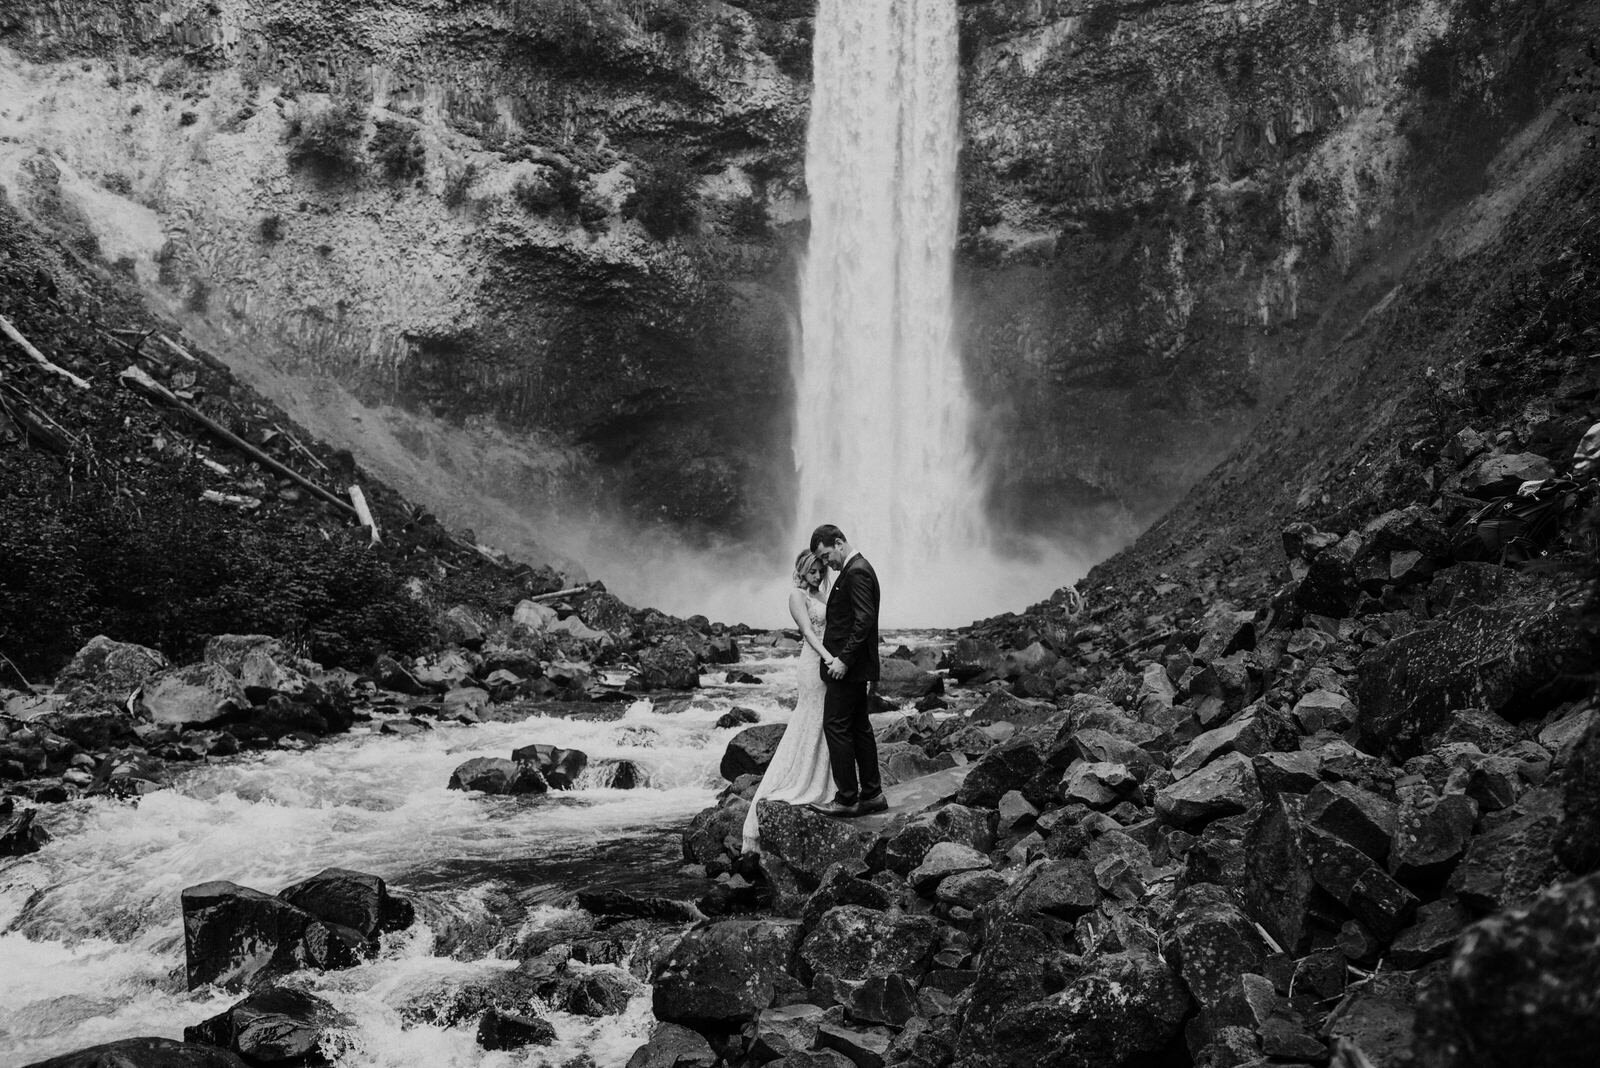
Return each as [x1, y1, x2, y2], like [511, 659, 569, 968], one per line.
[651, 919, 805, 1026]
[181, 881, 365, 991]
[721, 723, 788, 781]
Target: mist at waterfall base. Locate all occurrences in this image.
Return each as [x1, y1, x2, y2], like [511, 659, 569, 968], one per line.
[0, 661, 831, 1065]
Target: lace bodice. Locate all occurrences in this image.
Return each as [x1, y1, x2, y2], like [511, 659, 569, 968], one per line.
[805, 594, 827, 628]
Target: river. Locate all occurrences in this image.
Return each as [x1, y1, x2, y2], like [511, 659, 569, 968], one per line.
[0, 637, 878, 1067]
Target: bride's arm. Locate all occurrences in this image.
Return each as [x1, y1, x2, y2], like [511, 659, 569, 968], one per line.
[788, 589, 829, 659]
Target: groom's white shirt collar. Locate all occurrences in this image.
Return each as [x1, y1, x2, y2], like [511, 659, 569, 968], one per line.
[842, 549, 860, 568]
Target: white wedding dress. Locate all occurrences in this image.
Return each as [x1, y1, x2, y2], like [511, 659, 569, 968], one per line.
[741, 593, 835, 853]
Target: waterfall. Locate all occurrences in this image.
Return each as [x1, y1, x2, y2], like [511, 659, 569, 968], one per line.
[794, 0, 988, 621]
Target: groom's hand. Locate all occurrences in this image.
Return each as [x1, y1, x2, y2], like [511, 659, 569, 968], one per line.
[826, 656, 846, 679]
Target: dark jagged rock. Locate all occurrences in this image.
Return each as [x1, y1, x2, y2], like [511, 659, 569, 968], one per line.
[447, 756, 548, 795]
[1155, 751, 1261, 830]
[716, 706, 760, 729]
[1002, 858, 1100, 924]
[1165, 886, 1273, 1013]
[908, 842, 992, 896]
[137, 664, 247, 726]
[876, 658, 943, 699]
[631, 641, 701, 691]
[185, 984, 349, 1067]
[683, 797, 750, 866]
[276, 867, 413, 943]
[947, 638, 1005, 683]
[1390, 897, 1470, 968]
[55, 635, 169, 704]
[1554, 716, 1600, 875]
[815, 1022, 892, 1068]
[476, 1009, 556, 1051]
[958, 922, 1072, 1050]
[752, 1004, 828, 1061]
[1303, 780, 1398, 863]
[721, 724, 789, 781]
[1389, 788, 1478, 884]
[577, 889, 701, 923]
[967, 948, 1189, 1068]
[20, 1038, 249, 1067]
[510, 743, 588, 788]
[533, 971, 635, 1017]
[798, 869, 894, 932]
[1416, 871, 1600, 1068]
[1, 805, 50, 856]
[1444, 794, 1561, 913]
[651, 919, 805, 1026]
[1170, 704, 1296, 779]
[798, 906, 941, 1000]
[878, 804, 994, 876]
[625, 1022, 717, 1068]
[181, 881, 364, 991]
[1323, 969, 1421, 1066]
[955, 737, 1045, 808]
[756, 801, 877, 914]
[1354, 600, 1587, 759]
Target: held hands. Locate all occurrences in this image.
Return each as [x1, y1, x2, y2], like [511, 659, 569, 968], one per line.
[826, 656, 847, 679]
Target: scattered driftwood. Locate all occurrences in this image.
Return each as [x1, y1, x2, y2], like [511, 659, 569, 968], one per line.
[201, 490, 261, 510]
[272, 422, 328, 472]
[529, 583, 599, 602]
[157, 334, 200, 364]
[118, 365, 360, 520]
[0, 314, 91, 389]
[348, 484, 381, 545]
[0, 380, 81, 454]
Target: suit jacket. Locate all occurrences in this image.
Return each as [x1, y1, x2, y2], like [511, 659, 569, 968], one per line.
[821, 553, 880, 683]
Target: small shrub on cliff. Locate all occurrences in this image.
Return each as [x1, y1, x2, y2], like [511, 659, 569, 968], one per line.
[286, 101, 366, 177]
[370, 118, 426, 182]
[626, 154, 699, 240]
[443, 162, 478, 208]
[259, 214, 283, 242]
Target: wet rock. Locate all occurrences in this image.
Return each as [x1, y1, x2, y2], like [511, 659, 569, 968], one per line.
[631, 641, 700, 691]
[955, 737, 1044, 808]
[1155, 751, 1261, 830]
[138, 664, 247, 726]
[447, 757, 548, 795]
[722, 724, 788, 781]
[1355, 600, 1587, 759]
[56, 635, 169, 703]
[20, 1038, 249, 1067]
[442, 686, 491, 719]
[181, 881, 365, 991]
[876, 658, 942, 699]
[1, 805, 49, 856]
[652, 919, 805, 1026]
[577, 890, 700, 924]
[186, 984, 349, 1065]
[716, 706, 760, 729]
[476, 1009, 556, 1050]
[908, 842, 991, 896]
[683, 797, 750, 865]
[277, 867, 413, 943]
[1417, 871, 1600, 1067]
[511, 743, 588, 788]
[533, 971, 636, 1016]
[1304, 780, 1397, 862]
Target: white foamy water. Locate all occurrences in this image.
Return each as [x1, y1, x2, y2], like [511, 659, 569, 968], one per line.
[795, 0, 995, 624]
[0, 649, 810, 1067]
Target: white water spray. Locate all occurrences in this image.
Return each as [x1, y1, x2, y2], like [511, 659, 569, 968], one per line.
[793, 0, 993, 622]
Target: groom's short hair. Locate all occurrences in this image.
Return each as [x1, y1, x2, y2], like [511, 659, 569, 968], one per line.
[810, 524, 846, 552]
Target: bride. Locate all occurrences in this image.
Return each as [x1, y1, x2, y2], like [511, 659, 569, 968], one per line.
[741, 549, 836, 854]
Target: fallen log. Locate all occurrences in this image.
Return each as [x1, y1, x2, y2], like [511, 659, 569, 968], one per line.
[0, 314, 91, 389]
[118, 365, 360, 520]
[348, 484, 381, 545]
[528, 583, 599, 602]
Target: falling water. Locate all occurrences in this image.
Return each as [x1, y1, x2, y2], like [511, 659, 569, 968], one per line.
[794, 0, 990, 620]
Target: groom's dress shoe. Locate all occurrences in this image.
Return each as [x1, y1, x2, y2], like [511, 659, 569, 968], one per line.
[809, 800, 859, 818]
[855, 793, 888, 815]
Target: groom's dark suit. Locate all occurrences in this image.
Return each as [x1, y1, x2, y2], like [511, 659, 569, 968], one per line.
[819, 553, 882, 806]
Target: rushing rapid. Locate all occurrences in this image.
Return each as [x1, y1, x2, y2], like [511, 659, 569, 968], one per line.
[0, 647, 809, 1067]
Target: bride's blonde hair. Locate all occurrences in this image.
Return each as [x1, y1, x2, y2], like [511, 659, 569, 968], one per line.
[792, 549, 824, 589]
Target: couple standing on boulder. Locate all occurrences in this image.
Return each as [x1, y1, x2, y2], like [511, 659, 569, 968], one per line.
[741, 524, 885, 853]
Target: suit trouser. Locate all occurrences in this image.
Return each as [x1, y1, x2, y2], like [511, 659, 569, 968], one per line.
[822, 678, 881, 805]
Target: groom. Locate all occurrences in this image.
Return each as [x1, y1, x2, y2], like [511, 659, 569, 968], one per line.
[807, 524, 886, 818]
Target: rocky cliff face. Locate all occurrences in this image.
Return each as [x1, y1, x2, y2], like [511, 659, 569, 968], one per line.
[956, 0, 1577, 534]
[0, 0, 813, 566]
[0, 0, 1587, 599]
